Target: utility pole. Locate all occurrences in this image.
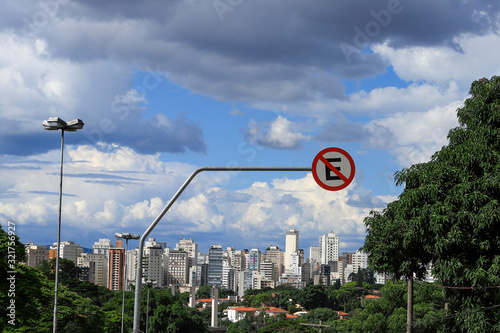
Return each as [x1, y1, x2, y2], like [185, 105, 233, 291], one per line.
[300, 320, 331, 332]
[407, 277, 413, 333]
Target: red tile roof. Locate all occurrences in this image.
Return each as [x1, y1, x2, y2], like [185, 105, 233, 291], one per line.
[231, 307, 258, 312]
[195, 299, 213, 303]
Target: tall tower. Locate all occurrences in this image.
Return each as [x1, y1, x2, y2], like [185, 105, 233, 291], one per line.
[208, 245, 223, 286]
[109, 240, 124, 291]
[264, 246, 283, 280]
[285, 228, 299, 270]
[319, 232, 339, 265]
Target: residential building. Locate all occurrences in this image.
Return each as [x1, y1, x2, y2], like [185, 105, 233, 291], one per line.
[208, 245, 223, 286]
[109, 240, 124, 290]
[175, 237, 198, 267]
[165, 250, 189, 286]
[25, 244, 49, 267]
[222, 261, 237, 291]
[319, 232, 339, 265]
[309, 246, 320, 271]
[51, 241, 84, 264]
[78, 252, 108, 287]
[143, 238, 164, 285]
[264, 246, 283, 280]
[92, 238, 113, 257]
[285, 229, 299, 270]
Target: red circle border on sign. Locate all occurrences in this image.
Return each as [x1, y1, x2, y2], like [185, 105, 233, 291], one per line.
[312, 147, 355, 191]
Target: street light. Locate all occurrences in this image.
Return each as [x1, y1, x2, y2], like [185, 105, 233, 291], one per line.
[115, 232, 140, 333]
[43, 117, 84, 333]
[144, 280, 157, 333]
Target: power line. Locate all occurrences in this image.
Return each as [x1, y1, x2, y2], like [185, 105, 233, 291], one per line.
[410, 303, 500, 328]
[431, 283, 500, 290]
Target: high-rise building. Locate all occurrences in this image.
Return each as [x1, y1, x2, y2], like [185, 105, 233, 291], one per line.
[264, 246, 283, 280]
[51, 241, 84, 264]
[143, 238, 164, 285]
[231, 250, 245, 271]
[208, 245, 223, 286]
[222, 261, 237, 291]
[319, 232, 339, 265]
[175, 238, 198, 259]
[109, 240, 124, 290]
[248, 248, 261, 288]
[93, 238, 113, 257]
[165, 250, 189, 286]
[285, 229, 299, 270]
[309, 246, 321, 270]
[260, 261, 274, 280]
[248, 248, 261, 273]
[78, 253, 108, 287]
[25, 244, 49, 267]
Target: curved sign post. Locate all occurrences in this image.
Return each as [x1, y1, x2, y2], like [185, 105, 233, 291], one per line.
[312, 147, 355, 191]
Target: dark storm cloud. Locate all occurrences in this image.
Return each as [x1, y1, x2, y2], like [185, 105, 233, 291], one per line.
[2, 0, 499, 156]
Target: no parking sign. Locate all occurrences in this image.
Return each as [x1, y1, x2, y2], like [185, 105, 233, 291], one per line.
[312, 147, 355, 191]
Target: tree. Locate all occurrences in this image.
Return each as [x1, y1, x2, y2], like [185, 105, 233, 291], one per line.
[297, 284, 330, 311]
[356, 267, 363, 287]
[363, 76, 500, 331]
[302, 307, 338, 323]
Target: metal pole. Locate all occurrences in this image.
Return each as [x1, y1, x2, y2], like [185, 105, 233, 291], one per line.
[121, 238, 129, 333]
[132, 166, 310, 332]
[145, 287, 150, 333]
[407, 277, 413, 333]
[53, 129, 64, 333]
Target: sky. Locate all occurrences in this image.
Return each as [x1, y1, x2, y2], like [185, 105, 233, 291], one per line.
[1, 0, 500, 256]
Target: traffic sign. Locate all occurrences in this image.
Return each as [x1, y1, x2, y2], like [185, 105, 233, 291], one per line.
[312, 147, 355, 191]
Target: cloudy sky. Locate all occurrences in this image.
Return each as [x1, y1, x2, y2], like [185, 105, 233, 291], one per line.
[1, 0, 500, 256]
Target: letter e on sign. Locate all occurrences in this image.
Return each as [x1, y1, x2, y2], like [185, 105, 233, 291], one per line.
[312, 147, 355, 191]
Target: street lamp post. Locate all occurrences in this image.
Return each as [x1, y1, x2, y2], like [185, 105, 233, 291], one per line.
[115, 232, 140, 333]
[144, 280, 157, 333]
[43, 117, 84, 333]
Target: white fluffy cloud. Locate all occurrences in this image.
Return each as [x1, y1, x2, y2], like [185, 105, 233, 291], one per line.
[246, 116, 309, 149]
[373, 33, 500, 86]
[0, 144, 387, 251]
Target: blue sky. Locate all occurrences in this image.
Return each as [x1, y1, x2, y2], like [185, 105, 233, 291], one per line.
[1, 0, 500, 256]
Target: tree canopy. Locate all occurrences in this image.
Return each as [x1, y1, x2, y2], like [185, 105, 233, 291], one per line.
[363, 76, 500, 331]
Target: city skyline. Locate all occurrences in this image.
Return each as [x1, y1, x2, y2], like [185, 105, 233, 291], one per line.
[24, 228, 355, 259]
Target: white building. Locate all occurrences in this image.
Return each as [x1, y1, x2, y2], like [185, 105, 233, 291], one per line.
[222, 261, 237, 291]
[165, 250, 189, 286]
[143, 238, 164, 285]
[285, 228, 299, 270]
[319, 232, 339, 265]
[264, 246, 283, 281]
[51, 241, 84, 264]
[309, 246, 320, 270]
[92, 238, 113, 257]
[78, 253, 108, 287]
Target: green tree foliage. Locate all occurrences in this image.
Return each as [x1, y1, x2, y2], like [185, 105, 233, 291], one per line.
[297, 284, 330, 310]
[332, 281, 447, 333]
[301, 307, 338, 323]
[195, 285, 212, 299]
[363, 76, 500, 331]
[227, 318, 255, 333]
[327, 282, 362, 312]
[148, 302, 209, 333]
